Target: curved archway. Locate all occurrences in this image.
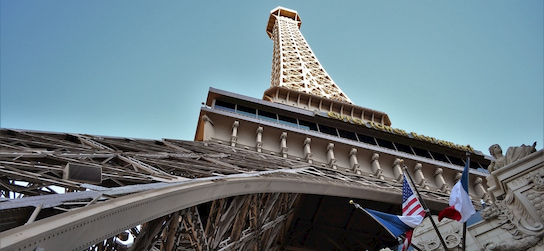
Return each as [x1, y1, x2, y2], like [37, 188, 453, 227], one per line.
[0, 169, 424, 251]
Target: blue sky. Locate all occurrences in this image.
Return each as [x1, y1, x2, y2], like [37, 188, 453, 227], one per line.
[1, 1, 542, 154]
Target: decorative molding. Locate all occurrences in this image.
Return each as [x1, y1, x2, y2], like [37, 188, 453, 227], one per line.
[370, 153, 383, 179]
[303, 137, 312, 164]
[231, 121, 239, 147]
[326, 143, 337, 169]
[280, 132, 288, 158]
[349, 148, 361, 174]
[256, 127, 263, 153]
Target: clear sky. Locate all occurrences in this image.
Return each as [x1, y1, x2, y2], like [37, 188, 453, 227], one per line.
[1, 1, 542, 155]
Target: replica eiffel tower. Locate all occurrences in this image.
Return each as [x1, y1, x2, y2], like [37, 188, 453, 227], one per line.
[0, 7, 491, 251]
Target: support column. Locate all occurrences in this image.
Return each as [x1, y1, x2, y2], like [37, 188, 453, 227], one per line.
[434, 168, 449, 193]
[280, 132, 288, 158]
[370, 153, 384, 180]
[474, 177, 488, 200]
[349, 148, 361, 174]
[255, 127, 263, 153]
[201, 115, 215, 141]
[230, 121, 239, 147]
[414, 163, 429, 189]
[392, 158, 403, 182]
[326, 143, 337, 170]
[454, 172, 462, 184]
[303, 137, 312, 164]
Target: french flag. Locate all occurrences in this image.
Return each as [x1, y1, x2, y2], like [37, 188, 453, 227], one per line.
[438, 160, 476, 223]
[361, 208, 424, 238]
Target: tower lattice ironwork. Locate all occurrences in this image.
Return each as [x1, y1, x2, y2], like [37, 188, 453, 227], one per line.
[265, 7, 352, 104]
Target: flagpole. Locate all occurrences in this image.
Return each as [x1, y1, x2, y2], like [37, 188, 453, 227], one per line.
[462, 152, 470, 251]
[402, 162, 449, 251]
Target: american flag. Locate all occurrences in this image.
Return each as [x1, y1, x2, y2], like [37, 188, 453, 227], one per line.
[401, 173, 426, 251]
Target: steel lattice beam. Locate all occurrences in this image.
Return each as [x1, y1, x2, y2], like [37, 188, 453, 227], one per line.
[0, 129, 456, 250]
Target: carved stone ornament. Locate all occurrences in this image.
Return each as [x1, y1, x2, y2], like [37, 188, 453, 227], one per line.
[481, 188, 544, 250]
[484, 235, 543, 251]
[488, 142, 537, 171]
[415, 227, 462, 250]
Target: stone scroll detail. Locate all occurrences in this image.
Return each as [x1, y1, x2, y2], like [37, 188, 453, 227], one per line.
[482, 169, 544, 250]
[269, 15, 352, 103]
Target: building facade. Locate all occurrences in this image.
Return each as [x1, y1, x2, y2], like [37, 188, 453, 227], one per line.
[0, 6, 542, 251]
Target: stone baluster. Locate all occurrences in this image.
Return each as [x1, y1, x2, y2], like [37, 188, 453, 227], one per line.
[280, 132, 288, 158]
[303, 137, 312, 164]
[392, 158, 403, 182]
[454, 172, 462, 184]
[434, 168, 449, 193]
[474, 177, 488, 199]
[349, 148, 361, 174]
[255, 127, 263, 152]
[326, 143, 337, 170]
[230, 121, 239, 147]
[201, 115, 214, 141]
[414, 163, 429, 189]
[370, 153, 384, 180]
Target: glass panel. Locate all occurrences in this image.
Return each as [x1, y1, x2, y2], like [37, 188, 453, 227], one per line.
[395, 143, 414, 154]
[357, 133, 377, 145]
[338, 129, 357, 141]
[215, 100, 235, 112]
[299, 120, 318, 131]
[237, 105, 256, 118]
[412, 147, 432, 158]
[449, 156, 465, 166]
[318, 124, 338, 136]
[376, 138, 395, 150]
[470, 161, 483, 169]
[430, 151, 449, 163]
[278, 115, 298, 127]
[258, 110, 278, 123]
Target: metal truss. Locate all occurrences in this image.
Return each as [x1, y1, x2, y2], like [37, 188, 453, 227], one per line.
[0, 129, 454, 250]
